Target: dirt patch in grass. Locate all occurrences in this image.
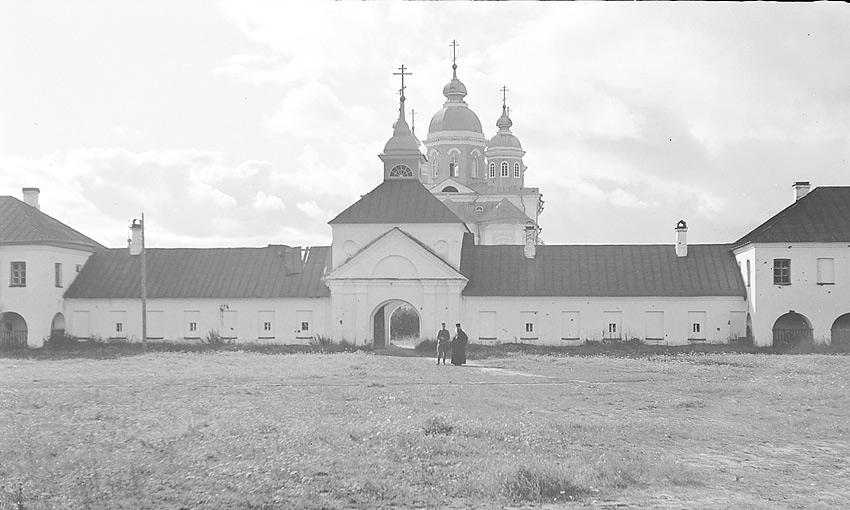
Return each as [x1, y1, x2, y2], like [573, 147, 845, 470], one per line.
[1, 352, 849, 509]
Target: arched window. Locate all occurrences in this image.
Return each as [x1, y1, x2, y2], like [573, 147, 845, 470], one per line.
[442, 186, 458, 193]
[514, 162, 521, 178]
[488, 162, 495, 178]
[500, 161, 509, 177]
[471, 158, 479, 178]
[389, 164, 413, 178]
[450, 155, 459, 178]
[431, 159, 438, 178]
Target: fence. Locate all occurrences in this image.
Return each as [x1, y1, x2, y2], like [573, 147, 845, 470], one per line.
[772, 328, 813, 347]
[0, 331, 28, 348]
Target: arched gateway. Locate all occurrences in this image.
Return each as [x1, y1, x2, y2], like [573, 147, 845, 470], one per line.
[0, 312, 28, 348]
[372, 300, 421, 349]
[772, 312, 813, 347]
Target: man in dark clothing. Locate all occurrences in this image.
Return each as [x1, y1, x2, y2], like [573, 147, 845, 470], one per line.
[450, 323, 468, 366]
[436, 322, 451, 365]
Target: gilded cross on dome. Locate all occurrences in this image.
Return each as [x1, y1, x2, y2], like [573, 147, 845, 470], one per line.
[450, 39, 459, 68]
[501, 85, 510, 110]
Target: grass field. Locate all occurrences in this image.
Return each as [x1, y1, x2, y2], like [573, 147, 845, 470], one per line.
[1, 350, 849, 509]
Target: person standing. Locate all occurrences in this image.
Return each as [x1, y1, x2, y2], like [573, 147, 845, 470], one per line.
[436, 322, 451, 365]
[450, 323, 468, 366]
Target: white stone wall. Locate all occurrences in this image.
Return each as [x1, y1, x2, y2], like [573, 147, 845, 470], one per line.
[735, 243, 850, 346]
[63, 297, 330, 345]
[0, 245, 94, 347]
[462, 295, 748, 346]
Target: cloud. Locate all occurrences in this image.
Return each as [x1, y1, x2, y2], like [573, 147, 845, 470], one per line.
[296, 200, 332, 220]
[253, 191, 285, 211]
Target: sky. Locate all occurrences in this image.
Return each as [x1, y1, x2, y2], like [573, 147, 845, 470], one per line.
[1, 2, 849, 249]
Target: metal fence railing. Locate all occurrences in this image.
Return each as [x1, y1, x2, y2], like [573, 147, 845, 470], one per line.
[0, 331, 28, 348]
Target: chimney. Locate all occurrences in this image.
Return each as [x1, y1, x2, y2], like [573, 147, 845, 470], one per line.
[129, 219, 143, 255]
[524, 222, 536, 259]
[675, 219, 688, 258]
[22, 187, 40, 210]
[793, 181, 811, 202]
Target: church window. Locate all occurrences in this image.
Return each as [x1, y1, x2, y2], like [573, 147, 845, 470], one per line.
[488, 162, 495, 178]
[389, 164, 413, 178]
[431, 159, 438, 178]
[442, 186, 458, 193]
[514, 162, 521, 178]
[500, 161, 509, 177]
[472, 158, 479, 178]
[55, 263, 63, 288]
[10, 261, 25, 287]
[450, 156, 459, 177]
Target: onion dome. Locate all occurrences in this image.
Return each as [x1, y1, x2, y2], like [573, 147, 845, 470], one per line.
[428, 63, 483, 134]
[488, 106, 522, 149]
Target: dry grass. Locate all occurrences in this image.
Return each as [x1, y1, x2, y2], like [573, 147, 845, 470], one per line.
[1, 351, 849, 509]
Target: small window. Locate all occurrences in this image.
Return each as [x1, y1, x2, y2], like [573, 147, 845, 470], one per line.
[471, 159, 479, 178]
[189, 322, 197, 332]
[55, 263, 63, 288]
[817, 258, 835, 285]
[431, 159, 438, 178]
[745, 259, 751, 287]
[608, 323, 617, 333]
[10, 262, 26, 287]
[488, 162, 495, 178]
[450, 156, 459, 177]
[115, 323, 123, 333]
[692, 323, 701, 333]
[389, 164, 413, 178]
[525, 323, 533, 333]
[301, 321, 310, 331]
[773, 259, 791, 285]
[264, 321, 272, 331]
[76, 264, 82, 273]
[500, 161, 509, 177]
[514, 162, 520, 178]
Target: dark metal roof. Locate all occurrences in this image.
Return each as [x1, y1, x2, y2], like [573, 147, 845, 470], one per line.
[329, 179, 464, 225]
[460, 238, 746, 298]
[734, 186, 850, 248]
[65, 245, 331, 299]
[0, 196, 105, 251]
[444, 198, 530, 224]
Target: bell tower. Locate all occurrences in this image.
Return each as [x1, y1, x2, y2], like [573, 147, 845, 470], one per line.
[380, 65, 425, 180]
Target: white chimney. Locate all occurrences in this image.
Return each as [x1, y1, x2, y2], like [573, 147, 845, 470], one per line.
[675, 220, 688, 258]
[523, 222, 536, 259]
[793, 181, 811, 202]
[22, 187, 40, 210]
[129, 219, 143, 255]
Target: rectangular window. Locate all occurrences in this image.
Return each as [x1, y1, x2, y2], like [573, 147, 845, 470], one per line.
[147, 311, 164, 339]
[258, 310, 275, 339]
[479, 311, 497, 340]
[520, 311, 537, 340]
[296, 310, 313, 339]
[55, 263, 63, 287]
[645, 311, 664, 342]
[514, 164, 520, 178]
[76, 264, 82, 273]
[10, 262, 26, 287]
[184, 311, 201, 339]
[773, 259, 791, 285]
[688, 311, 706, 341]
[746, 259, 751, 287]
[603, 311, 622, 340]
[817, 258, 835, 285]
[560, 311, 580, 341]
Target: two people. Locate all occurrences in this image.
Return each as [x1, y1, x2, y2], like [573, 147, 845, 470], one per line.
[436, 322, 468, 366]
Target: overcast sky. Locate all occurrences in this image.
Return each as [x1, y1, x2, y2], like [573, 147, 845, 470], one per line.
[1, 2, 849, 249]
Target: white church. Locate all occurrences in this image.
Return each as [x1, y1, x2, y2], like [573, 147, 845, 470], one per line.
[2, 58, 850, 349]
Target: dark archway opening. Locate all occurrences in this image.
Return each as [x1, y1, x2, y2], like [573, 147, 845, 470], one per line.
[772, 312, 813, 347]
[831, 313, 850, 345]
[372, 301, 420, 349]
[0, 312, 28, 348]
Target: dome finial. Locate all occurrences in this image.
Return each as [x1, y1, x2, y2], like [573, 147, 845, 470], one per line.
[393, 64, 412, 124]
[496, 85, 513, 131]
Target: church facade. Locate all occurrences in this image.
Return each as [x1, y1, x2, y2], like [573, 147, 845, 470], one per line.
[3, 58, 849, 349]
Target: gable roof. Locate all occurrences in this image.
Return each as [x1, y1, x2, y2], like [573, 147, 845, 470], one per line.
[460, 239, 746, 298]
[329, 179, 464, 225]
[0, 196, 105, 252]
[65, 245, 331, 299]
[325, 227, 465, 281]
[733, 186, 850, 248]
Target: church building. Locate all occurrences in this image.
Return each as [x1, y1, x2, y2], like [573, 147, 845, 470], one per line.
[2, 53, 849, 349]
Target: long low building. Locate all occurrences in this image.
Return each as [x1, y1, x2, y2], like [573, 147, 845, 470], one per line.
[2, 61, 848, 348]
